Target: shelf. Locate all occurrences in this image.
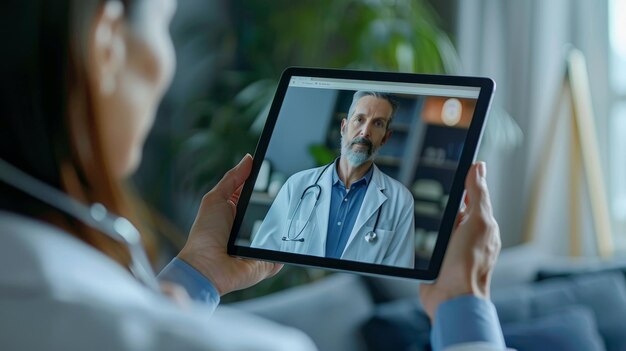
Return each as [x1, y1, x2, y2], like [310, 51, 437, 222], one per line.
[375, 156, 402, 167]
[414, 201, 443, 218]
[390, 124, 411, 133]
[419, 157, 459, 171]
[249, 192, 275, 206]
[414, 215, 442, 231]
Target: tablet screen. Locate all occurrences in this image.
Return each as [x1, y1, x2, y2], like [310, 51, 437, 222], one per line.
[228, 68, 493, 280]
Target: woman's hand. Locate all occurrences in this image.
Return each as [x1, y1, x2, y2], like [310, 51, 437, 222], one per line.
[178, 154, 283, 295]
[419, 162, 501, 321]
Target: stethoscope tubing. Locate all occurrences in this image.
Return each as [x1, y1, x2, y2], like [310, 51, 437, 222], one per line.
[283, 163, 332, 242]
[0, 158, 161, 292]
[283, 162, 382, 244]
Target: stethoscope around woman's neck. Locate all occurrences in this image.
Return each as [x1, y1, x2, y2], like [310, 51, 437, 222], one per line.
[282, 162, 382, 244]
[0, 158, 161, 292]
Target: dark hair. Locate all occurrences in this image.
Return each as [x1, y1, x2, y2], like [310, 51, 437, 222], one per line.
[0, 0, 148, 267]
[346, 91, 398, 129]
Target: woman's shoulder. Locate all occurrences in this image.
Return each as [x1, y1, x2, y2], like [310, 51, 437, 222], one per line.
[0, 211, 143, 297]
[0, 211, 317, 351]
[0, 211, 207, 348]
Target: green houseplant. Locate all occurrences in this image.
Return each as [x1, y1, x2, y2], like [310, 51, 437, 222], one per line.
[177, 0, 460, 188]
[169, 0, 463, 302]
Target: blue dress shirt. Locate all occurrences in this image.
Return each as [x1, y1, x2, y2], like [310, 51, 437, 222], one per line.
[158, 258, 220, 311]
[431, 295, 507, 351]
[324, 162, 373, 258]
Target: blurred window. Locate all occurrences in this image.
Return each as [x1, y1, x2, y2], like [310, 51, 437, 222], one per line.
[609, 0, 626, 234]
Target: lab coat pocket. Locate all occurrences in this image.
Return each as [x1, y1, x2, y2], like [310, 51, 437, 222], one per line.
[375, 219, 395, 233]
[349, 226, 394, 264]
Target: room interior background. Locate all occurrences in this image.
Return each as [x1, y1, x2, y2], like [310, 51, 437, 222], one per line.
[132, 0, 623, 301]
[456, 0, 613, 255]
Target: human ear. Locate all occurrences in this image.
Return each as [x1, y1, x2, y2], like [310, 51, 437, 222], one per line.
[90, 1, 126, 96]
[340, 118, 347, 135]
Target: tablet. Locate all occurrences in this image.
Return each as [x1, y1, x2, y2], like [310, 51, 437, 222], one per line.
[227, 67, 494, 281]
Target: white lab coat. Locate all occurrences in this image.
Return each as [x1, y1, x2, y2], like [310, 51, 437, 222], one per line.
[0, 211, 316, 351]
[251, 164, 415, 268]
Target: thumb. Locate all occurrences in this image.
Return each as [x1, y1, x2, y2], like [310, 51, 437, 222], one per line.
[214, 154, 253, 200]
[465, 162, 492, 214]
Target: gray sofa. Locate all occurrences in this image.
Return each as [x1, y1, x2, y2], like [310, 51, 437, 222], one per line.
[230, 244, 626, 351]
[231, 273, 374, 351]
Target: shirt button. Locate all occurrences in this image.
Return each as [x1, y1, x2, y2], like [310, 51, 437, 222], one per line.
[343, 198, 348, 202]
[337, 221, 342, 226]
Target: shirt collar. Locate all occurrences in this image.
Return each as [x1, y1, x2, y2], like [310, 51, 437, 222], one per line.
[331, 158, 374, 188]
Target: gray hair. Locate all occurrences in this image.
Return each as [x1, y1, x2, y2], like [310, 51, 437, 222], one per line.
[346, 91, 398, 129]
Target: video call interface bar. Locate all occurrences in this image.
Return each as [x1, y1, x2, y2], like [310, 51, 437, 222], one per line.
[289, 76, 481, 99]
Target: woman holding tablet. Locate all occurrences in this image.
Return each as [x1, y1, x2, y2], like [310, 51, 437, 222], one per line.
[0, 1, 505, 350]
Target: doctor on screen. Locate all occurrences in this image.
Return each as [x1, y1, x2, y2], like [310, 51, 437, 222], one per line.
[251, 91, 415, 268]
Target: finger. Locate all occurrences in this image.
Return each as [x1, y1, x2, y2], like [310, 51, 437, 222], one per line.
[459, 190, 468, 211]
[214, 154, 253, 201]
[454, 207, 466, 229]
[226, 183, 247, 217]
[463, 191, 469, 209]
[268, 263, 284, 277]
[465, 162, 493, 214]
[230, 183, 245, 205]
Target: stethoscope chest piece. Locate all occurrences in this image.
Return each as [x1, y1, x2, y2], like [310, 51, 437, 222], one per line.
[364, 231, 377, 243]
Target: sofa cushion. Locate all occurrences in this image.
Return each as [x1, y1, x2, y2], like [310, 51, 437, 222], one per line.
[501, 305, 605, 351]
[535, 257, 626, 283]
[362, 272, 626, 351]
[361, 298, 431, 351]
[362, 304, 606, 351]
[492, 272, 626, 351]
[230, 273, 374, 351]
[362, 243, 549, 304]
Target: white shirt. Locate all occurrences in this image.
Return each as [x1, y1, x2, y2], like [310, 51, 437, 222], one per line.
[0, 211, 316, 351]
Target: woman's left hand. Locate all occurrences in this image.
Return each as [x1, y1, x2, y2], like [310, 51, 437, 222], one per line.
[178, 154, 283, 295]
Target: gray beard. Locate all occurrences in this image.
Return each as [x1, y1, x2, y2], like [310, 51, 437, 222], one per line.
[340, 135, 379, 167]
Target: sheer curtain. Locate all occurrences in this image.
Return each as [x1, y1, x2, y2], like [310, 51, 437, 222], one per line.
[456, 0, 610, 254]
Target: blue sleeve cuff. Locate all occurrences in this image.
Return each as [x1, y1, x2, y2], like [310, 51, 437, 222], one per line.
[431, 295, 506, 351]
[158, 257, 220, 309]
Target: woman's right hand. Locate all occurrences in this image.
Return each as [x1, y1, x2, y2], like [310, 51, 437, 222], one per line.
[419, 162, 501, 321]
[178, 155, 283, 296]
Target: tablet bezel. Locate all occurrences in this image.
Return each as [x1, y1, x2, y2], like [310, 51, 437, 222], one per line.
[227, 67, 495, 281]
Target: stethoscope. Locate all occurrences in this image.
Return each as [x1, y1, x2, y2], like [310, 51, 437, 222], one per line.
[0, 158, 161, 293]
[282, 162, 383, 244]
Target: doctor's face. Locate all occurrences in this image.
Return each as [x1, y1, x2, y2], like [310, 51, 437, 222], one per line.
[340, 96, 392, 167]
